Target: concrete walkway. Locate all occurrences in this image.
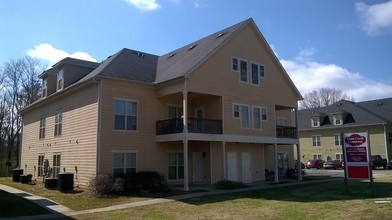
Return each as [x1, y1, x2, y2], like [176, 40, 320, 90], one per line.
[0, 178, 341, 219]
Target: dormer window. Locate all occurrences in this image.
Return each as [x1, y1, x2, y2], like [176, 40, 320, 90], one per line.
[42, 78, 47, 98]
[57, 69, 64, 91]
[311, 117, 320, 127]
[333, 114, 343, 125]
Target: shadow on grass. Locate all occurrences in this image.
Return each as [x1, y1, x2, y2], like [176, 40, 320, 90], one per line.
[180, 177, 392, 206]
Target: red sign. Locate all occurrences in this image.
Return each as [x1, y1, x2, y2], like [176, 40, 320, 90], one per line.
[343, 132, 370, 180]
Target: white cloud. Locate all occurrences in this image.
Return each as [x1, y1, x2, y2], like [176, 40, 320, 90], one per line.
[27, 43, 96, 66]
[281, 49, 392, 101]
[124, 0, 160, 11]
[356, 1, 392, 35]
[193, 0, 207, 8]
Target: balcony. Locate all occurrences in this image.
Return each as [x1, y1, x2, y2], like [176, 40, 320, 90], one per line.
[276, 126, 297, 139]
[156, 118, 222, 135]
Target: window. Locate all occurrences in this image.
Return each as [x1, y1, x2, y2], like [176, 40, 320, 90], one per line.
[261, 107, 267, 121]
[57, 69, 64, 91]
[251, 64, 259, 85]
[277, 152, 289, 170]
[312, 135, 321, 146]
[251, 64, 265, 85]
[232, 58, 238, 71]
[334, 134, 342, 146]
[39, 116, 46, 139]
[42, 78, 47, 98]
[311, 117, 320, 127]
[240, 60, 248, 82]
[313, 154, 322, 160]
[233, 104, 240, 118]
[389, 132, 392, 145]
[37, 155, 44, 177]
[168, 106, 183, 119]
[53, 154, 61, 178]
[335, 153, 344, 161]
[113, 152, 136, 178]
[252, 106, 262, 129]
[333, 114, 343, 125]
[54, 111, 62, 136]
[114, 100, 137, 130]
[240, 105, 250, 129]
[168, 152, 184, 180]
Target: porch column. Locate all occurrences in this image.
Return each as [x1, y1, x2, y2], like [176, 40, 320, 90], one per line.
[222, 141, 226, 179]
[296, 144, 302, 180]
[182, 91, 189, 191]
[274, 143, 279, 183]
[294, 107, 302, 181]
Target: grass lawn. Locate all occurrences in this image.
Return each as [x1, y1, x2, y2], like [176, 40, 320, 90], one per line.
[1, 174, 392, 219]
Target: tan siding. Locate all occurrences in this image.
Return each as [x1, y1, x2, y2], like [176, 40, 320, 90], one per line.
[21, 84, 98, 188]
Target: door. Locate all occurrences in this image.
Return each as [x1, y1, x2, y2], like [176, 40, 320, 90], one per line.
[195, 107, 204, 132]
[193, 152, 203, 184]
[242, 152, 252, 183]
[227, 152, 238, 181]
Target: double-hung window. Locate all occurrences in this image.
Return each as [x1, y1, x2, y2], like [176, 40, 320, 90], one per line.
[114, 99, 137, 130]
[53, 154, 61, 178]
[240, 105, 250, 129]
[232, 58, 238, 71]
[42, 78, 47, 98]
[57, 69, 64, 91]
[54, 111, 62, 136]
[312, 135, 321, 147]
[333, 114, 343, 125]
[336, 153, 344, 161]
[313, 154, 322, 160]
[334, 134, 342, 146]
[39, 116, 46, 139]
[252, 106, 262, 130]
[168, 106, 183, 119]
[233, 104, 240, 119]
[311, 117, 320, 127]
[168, 152, 184, 180]
[37, 155, 44, 177]
[240, 60, 248, 83]
[113, 152, 136, 178]
[251, 64, 259, 85]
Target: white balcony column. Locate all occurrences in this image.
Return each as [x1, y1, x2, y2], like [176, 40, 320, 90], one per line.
[182, 90, 189, 191]
[296, 144, 302, 180]
[222, 141, 226, 179]
[274, 143, 279, 183]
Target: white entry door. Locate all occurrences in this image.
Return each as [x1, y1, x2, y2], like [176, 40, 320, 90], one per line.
[242, 152, 252, 183]
[193, 152, 203, 184]
[227, 152, 238, 181]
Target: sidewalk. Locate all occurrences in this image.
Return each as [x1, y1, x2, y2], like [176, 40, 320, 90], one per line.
[0, 178, 341, 219]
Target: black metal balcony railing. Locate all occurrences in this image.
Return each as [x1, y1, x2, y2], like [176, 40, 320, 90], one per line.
[276, 126, 298, 139]
[156, 118, 222, 135]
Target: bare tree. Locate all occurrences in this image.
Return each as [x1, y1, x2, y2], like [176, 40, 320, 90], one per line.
[300, 87, 355, 109]
[0, 56, 45, 174]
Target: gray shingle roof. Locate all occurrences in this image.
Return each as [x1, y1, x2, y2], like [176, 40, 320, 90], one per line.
[298, 98, 392, 130]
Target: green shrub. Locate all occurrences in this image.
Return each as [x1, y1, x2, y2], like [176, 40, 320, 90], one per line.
[123, 171, 167, 193]
[214, 179, 245, 190]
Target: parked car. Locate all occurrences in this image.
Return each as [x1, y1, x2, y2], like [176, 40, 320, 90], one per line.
[341, 161, 344, 169]
[387, 161, 392, 170]
[323, 160, 343, 169]
[371, 155, 387, 169]
[306, 159, 324, 169]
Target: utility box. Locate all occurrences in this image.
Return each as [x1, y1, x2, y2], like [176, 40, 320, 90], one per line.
[12, 169, 23, 182]
[58, 172, 74, 192]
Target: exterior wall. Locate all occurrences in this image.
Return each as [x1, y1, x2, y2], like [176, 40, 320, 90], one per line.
[20, 84, 99, 188]
[186, 24, 298, 137]
[298, 125, 388, 163]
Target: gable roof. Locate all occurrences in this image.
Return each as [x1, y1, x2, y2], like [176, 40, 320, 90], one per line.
[298, 98, 392, 130]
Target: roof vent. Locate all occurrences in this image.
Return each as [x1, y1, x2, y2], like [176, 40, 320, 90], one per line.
[169, 53, 176, 58]
[217, 33, 225, 38]
[137, 52, 144, 58]
[337, 103, 342, 106]
[188, 45, 197, 50]
[377, 102, 383, 106]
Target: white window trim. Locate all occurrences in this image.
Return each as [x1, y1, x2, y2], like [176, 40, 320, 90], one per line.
[334, 133, 342, 146]
[335, 153, 343, 161]
[261, 107, 268, 122]
[240, 104, 250, 129]
[312, 135, 321, 147]
[252, 105, 263, 130]
[250, 63, 260, 86]
[333, 114, 343, 125]
[42, 78, 47, 98]
[311, 117, 320, 127]
[113, 98, 139, 132]
[57, 69, 64, 91]
[112, 151, 137, 177]
[54, 110, 62, 137]
[232, 57, 239, 72]
[312, 154, 322, 160]
[233, 103, 240, 119]
[167, 151, 184, 181]
[239, 59, 249, 84]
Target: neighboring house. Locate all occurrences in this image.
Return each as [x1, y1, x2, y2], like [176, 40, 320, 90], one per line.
[20, 18, 302, 190]
[298, 98, 392, 164]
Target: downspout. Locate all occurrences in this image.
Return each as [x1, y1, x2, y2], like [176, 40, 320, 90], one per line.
[93, 77, 102, 174]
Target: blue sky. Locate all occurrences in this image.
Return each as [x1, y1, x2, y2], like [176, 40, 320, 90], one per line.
[1, 0, 392, 101]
